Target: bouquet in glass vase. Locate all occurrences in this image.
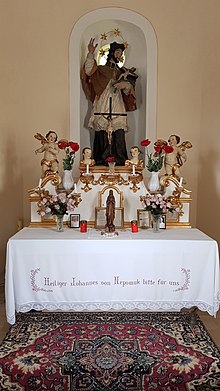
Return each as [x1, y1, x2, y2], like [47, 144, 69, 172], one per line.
[140, 193, 177, 215]
[140, 193, 179, 232]
[105, 156, 116, 174]
[37, 189, 80, 231]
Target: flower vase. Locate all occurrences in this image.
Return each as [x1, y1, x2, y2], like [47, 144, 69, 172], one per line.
[108, 162, 116, 175]
[152, 214, 161, 233]
[56, 215, 64, 232]
[148, 171, 160, 192]
[63, 169, 74, 191]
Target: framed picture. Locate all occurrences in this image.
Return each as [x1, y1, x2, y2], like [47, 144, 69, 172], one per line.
[70, 214, 80, 228]
[95, 207, 124, 229]
[159, 214, 166, 229]
[137, 209, 150, 229]
[166, 210, 179, 223]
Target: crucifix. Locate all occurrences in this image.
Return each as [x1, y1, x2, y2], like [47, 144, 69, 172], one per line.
[94, 97, 127, 145]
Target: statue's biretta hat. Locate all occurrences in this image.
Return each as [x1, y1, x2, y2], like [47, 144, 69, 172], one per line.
[109, 41, 125, 53]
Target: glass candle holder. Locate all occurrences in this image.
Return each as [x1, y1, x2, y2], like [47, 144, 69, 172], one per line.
[80, 220, 87, 232]
[131, 220, 138, 232]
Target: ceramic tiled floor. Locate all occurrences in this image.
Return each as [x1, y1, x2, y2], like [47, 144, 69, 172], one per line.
[0, 285, 219, 347]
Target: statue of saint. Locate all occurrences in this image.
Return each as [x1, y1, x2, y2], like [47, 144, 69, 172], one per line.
[106, 189, 116, 232]
[81, 38, 138, 166]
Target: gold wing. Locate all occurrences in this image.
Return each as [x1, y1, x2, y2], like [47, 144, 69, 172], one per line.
[34, 133, 47, 145]
[179, 141, 192, 151]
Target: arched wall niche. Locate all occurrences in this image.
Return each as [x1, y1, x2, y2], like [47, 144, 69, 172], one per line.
[69, 8, 157, 177]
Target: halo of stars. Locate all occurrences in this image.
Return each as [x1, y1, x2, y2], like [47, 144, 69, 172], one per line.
[98, 29, 128, 62]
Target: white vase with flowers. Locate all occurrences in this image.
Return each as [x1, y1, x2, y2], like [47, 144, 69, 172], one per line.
[58, 139, 79, 191]
[140, 138, 174, 192]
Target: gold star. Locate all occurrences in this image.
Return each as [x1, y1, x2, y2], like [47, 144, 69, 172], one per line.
[113, 28, 121, 37]
[100, 33, 107, 41]
[123, 41, 129, 49]
[99, 49, 106, 56]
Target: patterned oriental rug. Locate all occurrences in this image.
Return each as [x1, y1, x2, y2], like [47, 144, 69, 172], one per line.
[0, 312, 220, 390]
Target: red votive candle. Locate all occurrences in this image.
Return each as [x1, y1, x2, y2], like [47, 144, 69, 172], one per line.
[80, 220, 87, 232]
[131, 220, 138, 232]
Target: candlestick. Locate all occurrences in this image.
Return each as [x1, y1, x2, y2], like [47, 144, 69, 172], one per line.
[86, 164, 89, 175]
[179, 177, 183, 187]
[38, 178, 42, 188]
[132, 164, 135, 176]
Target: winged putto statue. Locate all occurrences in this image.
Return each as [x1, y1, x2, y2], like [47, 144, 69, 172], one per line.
[155, 134, 192, 179]
[34, 130, 59, 178]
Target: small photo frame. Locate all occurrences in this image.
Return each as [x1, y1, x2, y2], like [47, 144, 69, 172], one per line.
[70, 214, 80, 228]
[159, 214, 166, 229]
[137, 209, 150, 229]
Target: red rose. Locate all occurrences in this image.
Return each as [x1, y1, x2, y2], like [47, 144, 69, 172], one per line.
[140, 139, 151, 147]
[106, 156, 115, 162]
[69, 142, 80, 152]
[58, 140, 68, 149]
[154, 145, 162, 153]
[164, 145, 174, 154]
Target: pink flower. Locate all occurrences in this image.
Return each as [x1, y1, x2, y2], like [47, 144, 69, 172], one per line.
[58, 193, 66, 202]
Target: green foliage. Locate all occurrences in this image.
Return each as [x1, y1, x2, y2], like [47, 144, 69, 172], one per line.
[146, 151, 164, 172]
[63, 151, 74, 171]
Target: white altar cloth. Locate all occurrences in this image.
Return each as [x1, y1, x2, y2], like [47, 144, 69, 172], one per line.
[5, 227, 220, 324]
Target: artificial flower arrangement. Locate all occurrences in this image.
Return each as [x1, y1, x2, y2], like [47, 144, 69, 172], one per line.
[140, 193, 179, 216]
[58, 139, 80, 171]
[37, 189, 78, 217]
[140, 139, 173, 172]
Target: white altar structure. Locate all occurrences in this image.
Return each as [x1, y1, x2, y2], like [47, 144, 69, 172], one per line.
[28, 164, 192, 229]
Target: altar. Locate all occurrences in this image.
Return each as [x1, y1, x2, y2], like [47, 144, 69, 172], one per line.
[5, 227, 220, 325]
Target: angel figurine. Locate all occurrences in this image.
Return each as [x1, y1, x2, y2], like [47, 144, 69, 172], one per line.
[34, 130, 59, 177]
[162, 134, 192, 178]
[125, 146, 144, 168]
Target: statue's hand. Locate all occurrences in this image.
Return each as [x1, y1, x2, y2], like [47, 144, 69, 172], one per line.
[88, 38, 98, 54]
[114, 81, 131, 90]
